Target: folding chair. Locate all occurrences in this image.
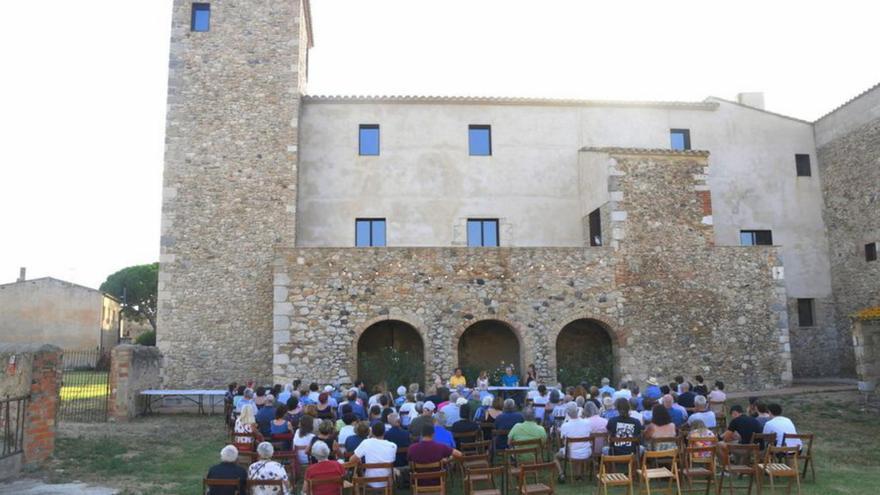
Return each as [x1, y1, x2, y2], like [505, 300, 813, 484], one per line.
[681, 446, 715, 495]
[757, 446, 801, 495]
[510, 438, 547, 462]
[410, 460, 446, 489]
[203, 478, 241, 495]
[271, 450, 298, 485]
[588, 432, 609, 479]
[560, 436, 591, 482]
[597, 454, 635, 495]
[518, 462, 557, 495]
[783, 433, 815, 482]
[465, 466, 503, 495]
[750, 433, 776, 459]
[353, 462, 395, 495]
[235, 450, 258, 470]
[461, 440, 493, 456]
[411, 470, 447, 495]
[247, 479, 284, 494]
[639, 449, 681, 495]
[491, 429, 511, 460]
[717, 443, 759, 495]
[456, 453, 491, 489]
[709, 401, 727, 429]
[455, 430, 481, 449]
[500, 445, 540, 494]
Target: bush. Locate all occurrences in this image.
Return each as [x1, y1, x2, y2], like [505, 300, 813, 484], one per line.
[358, 346, 424, 391]
[135, 330, 156, 346]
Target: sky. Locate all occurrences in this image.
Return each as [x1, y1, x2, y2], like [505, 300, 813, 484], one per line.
[0, 0, 878, 289]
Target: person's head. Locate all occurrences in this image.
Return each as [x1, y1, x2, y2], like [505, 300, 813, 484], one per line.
[298, 415, 315, 436]
[528, 363, 537, 373]
[309, 382, 319, 392]
[311, 440, 331, 461]
[434, 411, 447, 426]
[767, 403, 783, 417]
[565, 402, 579, 419]
[694, 395, 707, 411]
[695, 375, 704, 384]
[729, 405, 744, 418]
[449, 392, 460, 403]
[275, 405, 287, 420]
[236, 385, 246, 395]
[220, 444, 239, 463]
[264, 396, 275, 407]
[397, 385, 407, 397]
[538, 384, 547, 395]
[273, 384, 283, 396]
[379, 394, 389, 408]
[482, 396, 493, 407]
[409, 383, 420, 394]
[423, 401, 436, 414]
[549, 390, 560, 404]
[502, 398, 516, 413]
[454, 367, 463, 377]
[355, 379, 365, 390]
[479, 370, 488, 378]
[661, 394, 674, 408]
[355, 421, 370, 438]
[522, 407, 536, 422]
[459, 403, 471, 421]
[286, 396, 299, 411]
[492, 396, 504, 410]
[343, 412, 357, 425]
[505, 366, 514, 376]
[601, 377, 610, 386]
[256, 441, 274, 460]
[371, 421, 385, 438]
[244, 389, 254, 400]
[380, 408, 393, 424]
[680, 382, 690, 393]
[602, 397, 614, 410]
[388, 412, 401, 427]
[240, 404, 256, 424]
[318, 419, 335, 436]
[674, 376, 684, 385]
[420, 422, 435, 439]
[619, 381, 628, 390]
[651, 404, 671, 426]
[583, 401, 600, 418]
[589, 386, 599, 397]
[228, 383, 237, 393]
[615, 398, 630, 416]
[756, 402, 769, 415]
[690, 419, 707, 431]
[303, 405, 317, 417]
[438, 387, 450, 402]
[256, 386, 266, 398]
[347, 390, 358, 402]
[318, 392, 329, 404]
[660, 385, 670, 395]
[714, 381, 724, 391]
[284, 383, 293, 393]
[369, 405, 381, 418]
[576, 396, 585, 407]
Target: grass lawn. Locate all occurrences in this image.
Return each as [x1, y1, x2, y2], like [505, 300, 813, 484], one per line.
[59, 370, 110, 422]
[45, 390, 880, 494]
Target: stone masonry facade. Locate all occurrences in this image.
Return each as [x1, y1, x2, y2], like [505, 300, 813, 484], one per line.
[273, 151, 791, 390]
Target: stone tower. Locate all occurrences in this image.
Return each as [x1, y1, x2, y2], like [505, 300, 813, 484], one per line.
[158, 0, 312, 386]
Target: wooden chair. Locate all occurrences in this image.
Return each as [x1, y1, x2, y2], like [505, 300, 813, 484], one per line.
[709, 401, 727, 429]
[639, 449, 681, 495]
[607, 437, 642, 459]
[455, 430, 481, 449]
[247, 479, 284, 494]
[465, 466, 503, 495]
[500, 445, 540, 494]
[510, 438, 547, 462]
[353, 462, 395, 495]
[681, 446, 715, 495]
[597, 454, 635, 495]
[750, 432, 776, 458]
[646, 437, 680, 470]
[232, 431, 260, 453]
[410, 460, 446, 489]
[411, 470, 447, 495]
[757, 446, 801, 495]
[235, 450, 258, 470]
[517, 462, 557, 495]
[456, 453, 491, 490]
[271, 451, 298, 484]
[461, 440, 493, 456]
[560, 436, 591, 482]
[203, 478, 241, 495]
[588, 432, 609, 478]
[782, 433, 815, 482]
[717, 443, 760, 495]
[306, 476, 348, 495]
[292, 445, 310, 485]
[491, 429, 511, 459]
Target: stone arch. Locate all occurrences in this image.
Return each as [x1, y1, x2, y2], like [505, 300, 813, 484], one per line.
[456, 319, 524, 384]
[551, 315, 619, 386]
[353, 316, 429, 390]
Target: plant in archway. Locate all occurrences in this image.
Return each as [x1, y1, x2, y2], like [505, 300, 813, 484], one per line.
[358, 346, 425, 391]
[557, 353, 613, 388]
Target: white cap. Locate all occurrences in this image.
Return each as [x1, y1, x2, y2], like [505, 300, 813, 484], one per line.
[456, 397, 468, 406]
[397, 386, 407, 396]
[324, 385, 334, 393]
[424, 401, 436, 411]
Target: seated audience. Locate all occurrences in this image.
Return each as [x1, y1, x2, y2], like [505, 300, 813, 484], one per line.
[723, 404, 762, 445]
[254, 387, 268, 409]
[237, 389, 256, 414]
[439, 393, 462, 425]
[205, 445, 247, 495]
[293, 415, 316, 466]
[549, 391, 567, 422]
[248, 442, 292, 495]
[409, 401, 434, 440]
[687, 419, 716, 458]
[554, 403, 591, 482]
[600, 397, 618, 420]
[234, 404, 262, 451]
[408, 423, 463, 486]
[598, 377, 615, 396]
[383, 413, 410, 468]
[693, 375, 709, 396]
[398, 393, 417, 428]
[284, 397, 303, 430]
[763, 403, 802, 449]
[493, 399, 525, 450]
[451, 404, 481, 443]
[316, 393, 335, 420]
[612, 382, 632, 401]
[583, 402, 608, 433]
[473, 396, 494, 423]
[345, 421, 370, 454]
[708, 381, 726, 403]
[661, 394, 687, 426]
[277, 383, 293, 406]
[304, 441, 345, 495]
[508, 407, 547, 462]
[687, 395, 717, 428]
[754, 401, 772, 427]
[270, 405, 293, 449]
[643, 377, 662, 400]
[351, 422, 398, 489]
[533, 384, 550, 422]
[337, 411, 357, 448]
[255, 396, 276, 436]
[432, 411, 455, 448]
[310, 419, 338, 462]
[448, 367, 467, 388]
[677, 382, 697, 409]
[604, 398, 643, 456]
[643, 405, 676, 450]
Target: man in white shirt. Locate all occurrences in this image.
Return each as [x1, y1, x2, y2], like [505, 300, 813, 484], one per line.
[440, 393, 463, 426]
[686, 395, 716, 428]
[398, 393, 416, 428]
[554, 403, 591, 482]
[763, 403, 802, 449]
[612, 382, 632, 401]
[352, 422, 398, 488]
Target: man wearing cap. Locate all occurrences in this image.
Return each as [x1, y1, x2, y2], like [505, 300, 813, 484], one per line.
[323, 385, 338, 407]
[644, 377, 662, 400]
[408, 401, 434, 441]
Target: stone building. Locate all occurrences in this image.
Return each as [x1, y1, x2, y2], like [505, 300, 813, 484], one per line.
[0, 269, 121, 352]
[157, 0, 877, 389]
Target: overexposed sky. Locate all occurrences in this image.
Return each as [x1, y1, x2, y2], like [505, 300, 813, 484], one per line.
[1, 0, 878, 289]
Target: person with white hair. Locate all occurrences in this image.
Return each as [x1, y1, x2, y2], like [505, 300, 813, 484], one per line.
[408, 401, 434, 441]
[440, 393, 463, 426]
[234, 404, 262, 450]
[277, 383, 293, 406]
[493, 399, 524, 450]
[553, 403, 591, 483]
[394, 385, 407, 407]
[205, 445, 247, 495]
[236, 388, 256, 414]
[473, 395, 494, 422]
[598, 377, 615, 396]
[304, 441, 345, 495]
[398, 393, 416, 427]
[687, 395, 717, 428]
[248, 442, 292, 495]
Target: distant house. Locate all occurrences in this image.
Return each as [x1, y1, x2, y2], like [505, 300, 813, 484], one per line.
[0, 268, 121, 352]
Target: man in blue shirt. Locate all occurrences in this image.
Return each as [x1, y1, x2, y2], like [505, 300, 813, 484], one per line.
[383, 413, 411, 467]
[432, 411, 456, 449]
[662, 394, 686, 427]
[501, 366, 520, 387]
[255, 397, 276, 436]
[598, 377, 616, 397]
[493, 399, 525, 450]
[643, 377, 662, 400]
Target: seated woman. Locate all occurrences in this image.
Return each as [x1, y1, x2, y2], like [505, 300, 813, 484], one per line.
[234, 404, 263, 452]
[270, 405, 293, 450]
[284, 396, 303, 431]
[310, 419, 339, 463]
[293, 415, 316, 467]
[687, 419, 717, 458]
[315, 393, 335, 421]
[344, 421, 370, 455]
[643, 404, 677, 451]
[248, 442, 292, 495]
[304, 441, 345, 495]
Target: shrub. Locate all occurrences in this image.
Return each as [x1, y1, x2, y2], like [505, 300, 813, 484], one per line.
[135, 330, 156, 346]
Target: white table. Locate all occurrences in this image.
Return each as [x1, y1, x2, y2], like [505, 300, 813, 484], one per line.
[140, 389, 226, 415]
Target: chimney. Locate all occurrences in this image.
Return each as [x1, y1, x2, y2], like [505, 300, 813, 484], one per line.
[17, 267, 26, 282]
[737, 92, 765, 110]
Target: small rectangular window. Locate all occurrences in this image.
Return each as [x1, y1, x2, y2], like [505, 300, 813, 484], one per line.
[589, 208, 602, 246]
[355, 218, 386, 247]
[670, 129, 691, 151]
[795, 154, 811, 177]
[191, 3, 211, 32]
[867, 242, 878, 262]
[740, 230, 773, 246]
[359, 125, 380, 156]
[469, 125, 492, 156]
[467, 219, 499, 247]
[797, 298, 815, 327]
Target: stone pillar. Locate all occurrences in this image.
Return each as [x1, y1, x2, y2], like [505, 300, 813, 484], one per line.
[109, 344, 162, 420]
[22, 345, 61, 468]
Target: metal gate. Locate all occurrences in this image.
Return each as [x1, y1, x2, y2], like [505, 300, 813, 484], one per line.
[0, 395, 28, 459]
[58, 348, 110, 422]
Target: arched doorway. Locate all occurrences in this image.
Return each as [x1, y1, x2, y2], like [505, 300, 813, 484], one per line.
[458, 320, 521, 384]
[357, 320, 425, 389]
[556, 319, 614, 387]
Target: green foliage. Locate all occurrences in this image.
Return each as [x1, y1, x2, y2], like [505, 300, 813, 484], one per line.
[358, 346, 425, 391]
[135, 330, 156, 346]
[557, 353, 613, 388]
[100, 263, 158, 331]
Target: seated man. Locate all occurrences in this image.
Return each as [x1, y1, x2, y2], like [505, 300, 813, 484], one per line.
[493, 399, 525, 450]
[763, 403, 803, 449]
[383, 413, 411, 468]
[248, 442, 292, 495]
[448, 368, 468, 389]
[205, 445, 247, 495]
[554, 403, 591, 483]
[661, 394, 687, 427]
[439, 393, 462, 426]
[351, 422, 398, 489]
[408, 423, 463, 485]
[409, 401, 434, 441]
[723, 404, 762, 444]
[236, 389, 256, 414]
[598, 377, 615, 397]
[508, 407, 548, 462]
[451, 403, 481, 446]
[255, 396, 276, 436]
[304, 441, 345, 495]
[676, 382, 696, 410]
[432, 411, 456, 449]
[686, 395, 716, 428]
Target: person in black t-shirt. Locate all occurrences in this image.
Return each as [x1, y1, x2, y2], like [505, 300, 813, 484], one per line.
[206, 445, 247, 495]
[676, 382, 696, 409]
[604, 398, 644, 456]
[723, 405, 763, 445]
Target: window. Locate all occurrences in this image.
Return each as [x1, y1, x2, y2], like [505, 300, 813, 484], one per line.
[795, 154, 811, 177]
[467, 219, 499, 247]
[588, 208, 602, 246]
[355, 219, 386, 247]
[468, 125, 492, 156]
[740, 230, 773, 246]
[191, 3, 211, 32]
[797, 298, 815, 327]
[867, 242, 878, 262]
[670, 129, 691, 151]
[359, 124, 380, 156]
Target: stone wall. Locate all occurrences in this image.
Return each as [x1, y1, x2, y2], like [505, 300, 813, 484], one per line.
[273, 150, 791, 391]
[814, 85, 880, 377]
[158, 0, 311, 386]
[109, 345, 162, 420]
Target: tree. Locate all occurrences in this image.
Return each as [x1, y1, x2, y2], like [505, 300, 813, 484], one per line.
[100, 263, 158, 331]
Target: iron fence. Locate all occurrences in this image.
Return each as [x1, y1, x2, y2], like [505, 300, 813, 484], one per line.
[59, 348, 110, 422]
[0, 395, 28, 459]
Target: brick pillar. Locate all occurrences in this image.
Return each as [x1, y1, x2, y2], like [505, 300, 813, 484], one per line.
[109, 344, 162, 420]
[23, 346, 62, 467]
